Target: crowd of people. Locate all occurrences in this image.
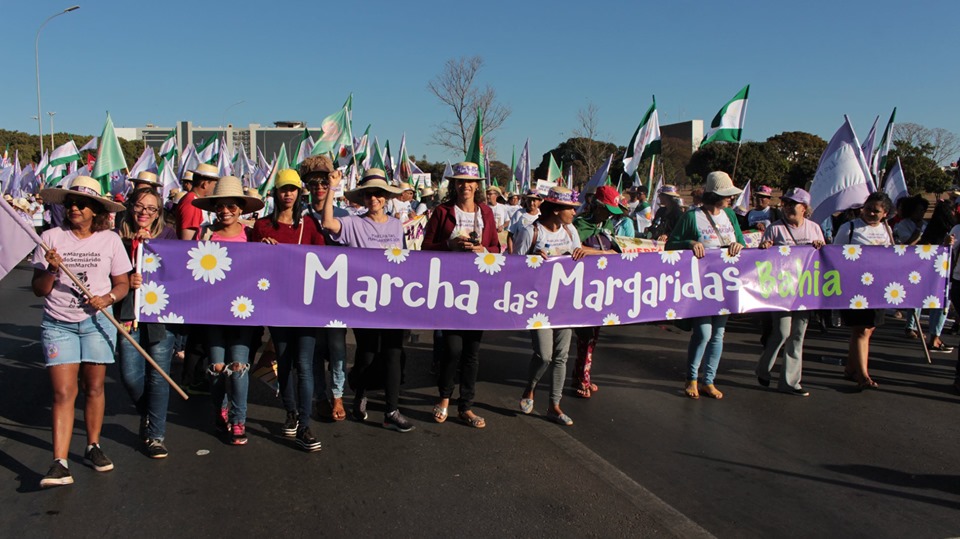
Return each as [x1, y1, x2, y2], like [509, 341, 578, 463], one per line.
[24, 157, 960, 489]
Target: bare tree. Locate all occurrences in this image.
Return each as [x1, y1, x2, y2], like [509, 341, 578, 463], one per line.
[427, 56, 511, 157]
[894, 122, 960, 165]
[569, 102, 611, 175]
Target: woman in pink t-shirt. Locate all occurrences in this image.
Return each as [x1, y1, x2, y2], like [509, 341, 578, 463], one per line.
[33, 176, 131, 488]
[191, 176, 264, 445]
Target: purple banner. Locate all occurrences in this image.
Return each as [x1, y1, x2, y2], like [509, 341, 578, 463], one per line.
[138, 240, 950, 330]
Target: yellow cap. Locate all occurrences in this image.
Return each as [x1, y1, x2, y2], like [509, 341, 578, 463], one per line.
[276, 169, 302, 189]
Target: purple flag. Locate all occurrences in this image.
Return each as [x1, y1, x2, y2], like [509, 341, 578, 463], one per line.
[810, 116, 875, 224]
[0, 197, 41, 282]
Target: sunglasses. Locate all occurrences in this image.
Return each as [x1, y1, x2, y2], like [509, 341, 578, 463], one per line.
[363, 190, 389, 199]
[64, 197, 93, 210]
[308, 181, 330, 189]
[215, 202, 241, 212]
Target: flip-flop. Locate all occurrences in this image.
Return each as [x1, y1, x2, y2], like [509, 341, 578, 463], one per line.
[588, 383, 598, 393]
[547, 412, 573, 426]
[459, 411, 485, 429]
[433, 404, 448, 423]
[574, 386, 591, 399]
[519, 398, 534, 415]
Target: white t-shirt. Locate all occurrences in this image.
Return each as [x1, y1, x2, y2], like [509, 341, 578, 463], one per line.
[893, 219, 924, 244]
[694, 208, 737, 249]
[508, 211, 539, 237]
[489, 203, 511, 229]
[451, 206, 485, 240]
[833, 218, 892, 246]
[387, 199, 412, 218]
[747, 206, 773, 228]
[512, 222, 582, 256]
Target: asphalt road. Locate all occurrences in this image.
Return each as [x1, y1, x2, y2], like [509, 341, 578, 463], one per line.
[0, 261, 958, 538]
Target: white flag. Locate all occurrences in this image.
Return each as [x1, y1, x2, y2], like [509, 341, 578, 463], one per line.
[623, 97, 661, 176]
[883, 157, 909, 204]
[810, 115, 875, 224]
[78, 137, 97, 152]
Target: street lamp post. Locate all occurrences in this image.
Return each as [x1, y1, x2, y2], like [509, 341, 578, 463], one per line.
[35, 5, 80, 157]
[48, 112, 56, 150]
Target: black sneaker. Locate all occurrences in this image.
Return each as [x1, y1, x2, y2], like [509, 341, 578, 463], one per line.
[84, 444, 114, 472]
[144, 439, 168, 459]
[757, 376, 770, 388]
[782, 387, 811, 397]
[282, 410, 299, 438]
[295, 427, 322, 452]
[383, 410, 415, 433]
[138, 416, 150, 443]
[352, 396, 368, 421]
[40, 461, 73, 488]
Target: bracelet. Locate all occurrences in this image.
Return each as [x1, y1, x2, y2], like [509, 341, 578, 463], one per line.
[108, 292, 117, 304]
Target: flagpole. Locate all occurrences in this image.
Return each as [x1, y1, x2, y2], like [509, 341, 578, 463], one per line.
[647, 155, 656, 190]
[731, 141, 743, 183]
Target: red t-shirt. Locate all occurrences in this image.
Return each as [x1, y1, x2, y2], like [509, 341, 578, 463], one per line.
[249, 216, 325, 245]
[175, 192, 203, 237]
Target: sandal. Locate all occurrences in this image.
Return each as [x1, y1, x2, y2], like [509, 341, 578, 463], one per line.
[547, 411, 573, 426]
[519, 398, 534, 415]
[433, 403, 448, 423]
[459, 411, 485, 429]
[701, 384, 724, 399]
[589, 383, 598, 393]
[684, 380, 699, 399]
[331, 398, 346, 422]
[857, 378, 879, 390]
[575, 385, 591, 399]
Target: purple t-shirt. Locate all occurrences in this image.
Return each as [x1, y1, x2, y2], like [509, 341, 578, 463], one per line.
[761, 219, 825, 246]
[33, 227, 132, 322]
[330, 215, 405, 249]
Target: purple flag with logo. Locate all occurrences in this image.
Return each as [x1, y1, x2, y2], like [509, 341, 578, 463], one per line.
[138, 241, 949, 329]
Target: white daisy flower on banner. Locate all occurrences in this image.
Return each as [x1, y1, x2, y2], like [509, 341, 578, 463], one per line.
[602, 314, 620, 326]
[908, 271, 922, 284]
[861, 272, 874, 285]
[849, 295, 868, 309]
[915, 244, 936, 260]
[621, 251, 639, 261]
[665, 309, 678, 320]
[660, 251, 682, 265]
[325, 320, 347, 328]
[923, 295, 941, 309]
[718, 308, 731, 315]
[842, 245, 862, 261]
[597, 257, 609, 270]
[893, 245, 907, 256]
[526, 255, 544, 269]
[230, 296, 254, 319]
[883, 282, 906, 305]
[778, 246, 791, 256]
[935, 252, 950, 278]
[475, 252, 506, 275]
[526, 313, 550, 329]
[156, 313, 184, 324]
[141, 253, 162, 273]
[186, 241, 232, 284]
[257, 278, 270, 291]
[384, 247, 409, 264]
[720, 250, 741, 264]
[797, 305, 808, 311]
[139, 282, 169, 316]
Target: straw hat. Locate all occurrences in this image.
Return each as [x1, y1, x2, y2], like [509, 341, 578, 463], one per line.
[658, 184, 682, 198]
[541, 186, 580, 208]
[191, 163, 220, 182]
[521, 188, 542, 200]
[704, 171, 742, 197]
[275, 169, 302, 190]
[420, 187, 436, 198]
[40, 176, 126, 212]
[399, 182, 415, 193]
[191, 176, 265, 213]
[444, 162, 485, 182]
[754, 185, 774, 197]
[131, 171, 162, 188]
[344, 168, 404, 204]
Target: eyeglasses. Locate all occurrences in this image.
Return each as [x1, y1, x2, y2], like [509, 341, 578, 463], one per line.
[64, 197, 91, 210]
[215, 203, 241, 212]
[133, 204, 159, 215]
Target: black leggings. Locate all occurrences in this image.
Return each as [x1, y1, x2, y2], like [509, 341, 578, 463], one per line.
[351, 328, 404, 413]
[437, 330, 483, 412]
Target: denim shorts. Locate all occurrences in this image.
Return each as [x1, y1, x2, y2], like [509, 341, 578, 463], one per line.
[40, 312, 117, 367]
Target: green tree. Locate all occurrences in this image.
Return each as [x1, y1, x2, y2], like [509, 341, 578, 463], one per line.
[886, 140, 951, 194]
[765, 131, 827, 189]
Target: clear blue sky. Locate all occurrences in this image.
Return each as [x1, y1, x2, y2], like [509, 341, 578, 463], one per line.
[2, 0, 957, 165]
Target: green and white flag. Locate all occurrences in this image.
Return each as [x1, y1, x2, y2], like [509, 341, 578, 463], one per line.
[547, 153, 563, 183]
[622, 96, 661, 176]
[196, 136, 219, 164]
[700, 85, 750, 147]
[92, 112, 128, 192]
[258, 144, 289, 197]
[875, 107, 897, 175]
[312, 94, 353, 157]
[465, 107, 485, 177]
[159, 129, 177, 161]
[49, 140, 81, 167]
[293, 127, 314, 166]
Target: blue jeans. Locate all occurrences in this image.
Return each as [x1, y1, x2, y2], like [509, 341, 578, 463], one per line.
[271, 326, 316, 427]
[117, 325, 174, 440]
[315, 327, 347, 399]
[905, 308, 947, 338]
[207, 326, 251, 425]
[687, 315, 728, 385]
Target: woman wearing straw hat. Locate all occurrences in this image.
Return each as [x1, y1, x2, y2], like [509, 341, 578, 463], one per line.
[322, 168, 415, 432]
[115, 187, 179, 459]
[647, 184, 683, 242]
[33, 176, 131, 487]
[422, 162, 501, 428]
[192, 176, 265, 445]
[250, 169, 325, 452]
[666, 171, 745, 400]
[512, 186, 605, 426]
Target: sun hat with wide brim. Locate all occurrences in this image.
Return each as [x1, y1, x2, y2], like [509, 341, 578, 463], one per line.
[444, 161, 486, 182]
[344, 168, 404, 204]
[522, 188, 542, 200]
[190, 163, 220, 182]
[659, 184, 682, 198]
[541, 186, 581, 208]
[399, 182, 415, 193]
[130, 171, 163, 188]
[40, 176, 126, 213]
[420, 187, 436, 198]
[486, 184, 507, 204]
[704, 171, 743, 197]
[191, 176, 265, 213]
